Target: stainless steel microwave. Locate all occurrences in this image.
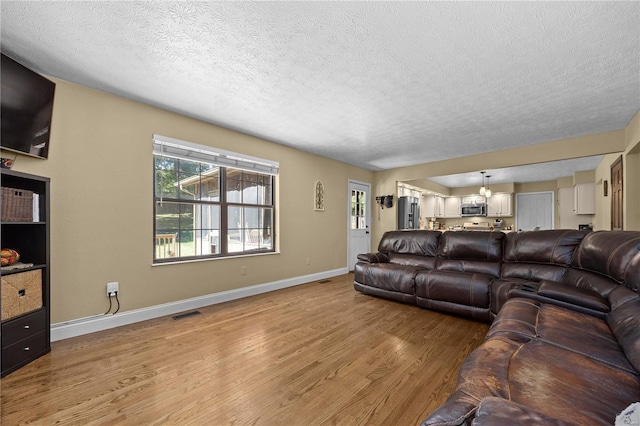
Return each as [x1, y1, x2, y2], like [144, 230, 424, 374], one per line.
[461, 203, 487, 217]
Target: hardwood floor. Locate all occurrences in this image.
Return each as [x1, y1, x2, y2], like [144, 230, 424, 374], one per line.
[1, 274, 488, 425]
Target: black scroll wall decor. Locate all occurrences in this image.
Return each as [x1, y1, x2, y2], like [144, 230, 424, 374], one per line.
[375, 195, 393, 209]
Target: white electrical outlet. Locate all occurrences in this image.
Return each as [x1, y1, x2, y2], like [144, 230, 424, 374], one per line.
[241, 266, 247, 275]
[106, 282, 119, 296]
[306, 258, 310, 265]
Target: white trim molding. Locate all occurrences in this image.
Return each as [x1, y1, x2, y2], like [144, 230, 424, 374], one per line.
[51, 268, 348, 341]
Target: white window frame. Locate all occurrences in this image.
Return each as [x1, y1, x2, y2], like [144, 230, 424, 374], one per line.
[153, 135, 278, 263]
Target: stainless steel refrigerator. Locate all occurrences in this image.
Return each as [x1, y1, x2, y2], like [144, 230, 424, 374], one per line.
[397, 196, 420, 229]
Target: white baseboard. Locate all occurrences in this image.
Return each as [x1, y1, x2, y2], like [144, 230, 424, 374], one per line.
[51, 267, 349, 342]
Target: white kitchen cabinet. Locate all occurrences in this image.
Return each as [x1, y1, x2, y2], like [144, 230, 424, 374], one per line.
[487, 193, 512, 217]
[424, 195, 445, 218]
[444, 197, 461, 218]
[574, 183, 595, 215]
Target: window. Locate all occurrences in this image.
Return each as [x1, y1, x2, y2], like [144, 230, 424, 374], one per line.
[153, 135, 277, 263]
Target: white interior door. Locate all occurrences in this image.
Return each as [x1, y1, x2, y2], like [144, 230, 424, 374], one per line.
[515, 191, 555, 231]
[348, 180, 371, 271]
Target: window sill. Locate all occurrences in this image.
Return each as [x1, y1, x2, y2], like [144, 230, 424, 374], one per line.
[151, 251, 280, 266]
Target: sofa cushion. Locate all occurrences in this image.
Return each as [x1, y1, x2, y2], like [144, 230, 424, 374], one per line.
[424, 299, 640, 426]
[378, 230, 441, 256]
[571, 230, 640, 291]
[472, 397, 580, 426]
[608, 296, 640, 372]
[353, 262, 421, 295]
[438, 231, 504, 262]
[422, 337, 518, 426]
[490, 298, 635, 374]
[504, 229, 589, 265]
[416, 298, 491, 322]
[507, 340, 640, 426]
[353, 281, 416, 305]
[415, 270, 492, 308]
[424, 339, 640, 426]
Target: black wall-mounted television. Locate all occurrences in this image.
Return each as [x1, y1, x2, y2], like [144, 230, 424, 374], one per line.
[1, 53, 56, 159]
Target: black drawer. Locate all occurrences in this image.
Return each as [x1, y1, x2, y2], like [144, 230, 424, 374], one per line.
[1, 331, 49, 374]
[1, 309, 47, 348]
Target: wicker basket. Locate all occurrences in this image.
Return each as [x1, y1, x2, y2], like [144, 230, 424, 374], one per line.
[1, 187, 34, 222]
[1, 269, 43, 320]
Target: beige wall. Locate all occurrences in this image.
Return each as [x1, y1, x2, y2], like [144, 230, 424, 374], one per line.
[556, 176, 573, 189]
[3, 80, 373, 323]
[514, 181, 557, 194]
[594, 153, 622, 230]
[624, 111, 640, 230]
[592, 110, 640, 231]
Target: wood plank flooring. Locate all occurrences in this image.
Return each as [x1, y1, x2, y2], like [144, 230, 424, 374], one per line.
[1, 273, 488, 425]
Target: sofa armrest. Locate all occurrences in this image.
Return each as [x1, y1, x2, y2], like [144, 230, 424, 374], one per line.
[472, 397, 580, 426]
[421, 389, 478, 426]
[356, 252, 389, 263]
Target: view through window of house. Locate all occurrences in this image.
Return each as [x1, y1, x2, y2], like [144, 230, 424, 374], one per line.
[153, 139, 276, 263]
[351, 189, 366, 229]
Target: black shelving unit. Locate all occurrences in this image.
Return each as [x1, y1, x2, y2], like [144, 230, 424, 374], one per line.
[1, 169, 50, 377]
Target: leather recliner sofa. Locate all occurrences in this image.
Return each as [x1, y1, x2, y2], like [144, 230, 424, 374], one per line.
[354, 229, 640, 425]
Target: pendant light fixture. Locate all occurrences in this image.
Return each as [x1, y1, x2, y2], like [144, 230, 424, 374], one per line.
[479, 171, 486, 196]
[485, 175, 492, 198]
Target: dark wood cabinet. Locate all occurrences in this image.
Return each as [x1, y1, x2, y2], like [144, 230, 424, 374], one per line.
[1, 169, 50, 377]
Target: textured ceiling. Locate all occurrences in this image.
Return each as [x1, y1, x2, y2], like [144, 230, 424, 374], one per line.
[1, 2, 638, 175]
[428, 155, 604, 189]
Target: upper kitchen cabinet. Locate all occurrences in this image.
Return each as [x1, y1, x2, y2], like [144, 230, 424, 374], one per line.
[487, 193, 512, 217]
[574, 183, 595, 215]
[424, 195, 460, 218]
[424, 195, 444, 218]
[444, 197, 462, 218]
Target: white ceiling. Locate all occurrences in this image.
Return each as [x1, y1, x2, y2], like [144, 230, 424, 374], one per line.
[428, 155, 604, 189]
[1, 2, 638, 177]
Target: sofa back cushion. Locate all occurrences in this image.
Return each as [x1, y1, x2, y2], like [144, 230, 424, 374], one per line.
[560, 268, 618, 298]
[504, 229, 589, 265]
[437, 259, 502, 277]
[571, 231, 640, 291]
[378, 230, 441, 257]
[436, 232, 504, 277]
[438, 231, 505, 261]
[388, 253, 438, 269]
[501, 263, 568, 283]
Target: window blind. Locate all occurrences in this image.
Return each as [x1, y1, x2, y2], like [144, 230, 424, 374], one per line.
[152, 134, 279, 176]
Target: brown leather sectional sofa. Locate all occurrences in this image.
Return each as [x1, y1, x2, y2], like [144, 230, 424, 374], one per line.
[354, 229, 640, 425]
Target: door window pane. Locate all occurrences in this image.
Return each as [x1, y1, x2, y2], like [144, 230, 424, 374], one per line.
[351, 190, 366, 229]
